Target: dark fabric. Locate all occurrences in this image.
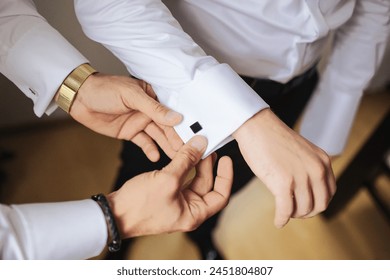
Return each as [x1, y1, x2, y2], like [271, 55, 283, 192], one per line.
[106, 67, 319, 259]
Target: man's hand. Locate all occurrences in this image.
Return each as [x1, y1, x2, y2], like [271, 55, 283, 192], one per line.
[67, 73, 183, 161]
[233, 109, 336, 228]
[107, 135, 233, 238]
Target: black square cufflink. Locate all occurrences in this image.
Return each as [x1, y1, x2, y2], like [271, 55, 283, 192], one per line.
[190, 121, 203, 134]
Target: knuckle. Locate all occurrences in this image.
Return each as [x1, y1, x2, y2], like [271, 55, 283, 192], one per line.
[301, 207, 313, 217]
[153, 102, 168, 116]
[311, 160, 327, 182]
[297, 201, 314, 217]
[282, 211, 293, 219]
[283, 175, 295, 187]
[279, 206, 293, 218]
[133, 78, 147, 91]
[141, 141, 154, 152]
[181, 220, 198, 232]
[322, 153, 332, 167]
[139, 80, 148, 92]
[317, 196, 331, 213]
[188, 223, 199, 232]
[331, 184, 338, 196]
[274, 176, 294, 196]
[316, 147, 332, 167]
[221, 198, 230, 209]
[202, 176, 214, 189]
[149, 170, 159, 179]
[181, 147, 200, 165]
[276, 173, 294, 187]
[318, 168, 327, 183]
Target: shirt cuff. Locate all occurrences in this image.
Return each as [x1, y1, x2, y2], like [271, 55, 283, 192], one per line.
[300, 87, 363, 156]
[2, 21, 88, 117]
[11, 199, 107, 260]
[154, 63, 269, 157]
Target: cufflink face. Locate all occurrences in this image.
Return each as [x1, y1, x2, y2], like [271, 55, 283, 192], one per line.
[190, 121, 203, 134]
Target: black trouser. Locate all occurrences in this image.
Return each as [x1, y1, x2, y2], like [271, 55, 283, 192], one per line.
[107, 66, 319, 259]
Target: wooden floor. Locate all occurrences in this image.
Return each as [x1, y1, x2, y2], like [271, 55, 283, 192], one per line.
[0, 91, 389, 260]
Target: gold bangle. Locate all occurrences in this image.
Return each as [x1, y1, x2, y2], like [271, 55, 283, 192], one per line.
[56, 63, 97, 113]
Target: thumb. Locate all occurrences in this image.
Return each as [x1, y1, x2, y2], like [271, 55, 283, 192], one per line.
[163, 136, 207, 180]
[131, 88, 182, 126]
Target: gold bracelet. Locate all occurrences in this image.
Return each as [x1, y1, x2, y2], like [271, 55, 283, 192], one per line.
[56, 63, 97, 113]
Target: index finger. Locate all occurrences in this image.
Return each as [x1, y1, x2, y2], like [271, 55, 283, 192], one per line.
[131, 88, 183, 126]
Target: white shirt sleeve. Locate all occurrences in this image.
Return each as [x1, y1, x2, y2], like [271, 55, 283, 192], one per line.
[74, 0, 268, 157]
[300, 0, 390, 155]
[0, 0, 89, 117]
[0, 200, 107, 259]
[0, 0, 107, 260]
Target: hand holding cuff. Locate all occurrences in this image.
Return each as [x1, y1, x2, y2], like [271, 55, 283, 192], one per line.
[155, 64, 268, 157]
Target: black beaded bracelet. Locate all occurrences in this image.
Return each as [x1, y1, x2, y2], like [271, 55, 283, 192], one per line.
[91, 194, 121, 252]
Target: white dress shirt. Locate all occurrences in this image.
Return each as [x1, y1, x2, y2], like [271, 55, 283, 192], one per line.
[1, 0, 388, 259]
[75, 0, 390, 156]
[0, 0, 107, 259]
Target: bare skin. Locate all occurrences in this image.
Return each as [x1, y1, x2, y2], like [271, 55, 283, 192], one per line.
[57, 72, 183, 162]
[233, 109, 336, 228]
[106, 136, 233, 238]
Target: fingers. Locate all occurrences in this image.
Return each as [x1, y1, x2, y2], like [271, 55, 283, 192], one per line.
[189, 153, 217, 196]
[274, 192, 294, 228]
[291, 178, 313, 218]
[274, 176, 334, 228]
[115, 111, 151, 141]
[131, 88, 183, 126]
[232, 110, 338, 229]
[201, 156, 233, 217]
[131, 132, 160, 162]
[163, 136, 207, 182]
[276, 152, 336, 226]
[144, 122, 177, 159]
[158, 124, 184, 152]
[302, 154, 337, 219]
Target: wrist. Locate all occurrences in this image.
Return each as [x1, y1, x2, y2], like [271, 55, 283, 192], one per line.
[91, 193, 121, 252]
[106, 192, 130, 239]
[232, 108, 272, 141]
[55, 63, 97, 113]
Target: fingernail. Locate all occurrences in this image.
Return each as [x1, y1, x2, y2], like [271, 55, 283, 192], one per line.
[190, 136, 207, 151]
[165, 111, 182, 123]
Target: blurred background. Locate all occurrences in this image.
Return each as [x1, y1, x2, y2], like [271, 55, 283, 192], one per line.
[1, 0, 389, 259]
